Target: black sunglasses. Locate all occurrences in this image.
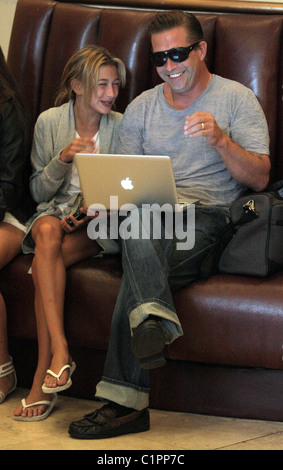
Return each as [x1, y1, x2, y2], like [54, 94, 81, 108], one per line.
[150, 41, 201, 67]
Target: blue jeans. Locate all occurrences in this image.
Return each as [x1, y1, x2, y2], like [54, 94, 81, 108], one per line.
[95, 204, 229, 409]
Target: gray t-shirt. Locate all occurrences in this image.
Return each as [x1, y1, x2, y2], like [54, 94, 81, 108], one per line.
[116, 75, 270, 208]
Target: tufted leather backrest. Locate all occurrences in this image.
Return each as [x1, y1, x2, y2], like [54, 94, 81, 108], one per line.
[7, 0, 56, 127]
[7, 0, 283, 181]
[39, 3, 102, 113]
[213, 15, 282, 178]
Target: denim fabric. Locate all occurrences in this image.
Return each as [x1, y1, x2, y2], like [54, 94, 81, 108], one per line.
[95, 204, 229, 409]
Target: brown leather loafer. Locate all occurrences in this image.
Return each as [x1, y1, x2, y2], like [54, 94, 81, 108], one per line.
[131, 318, 166, 369]
[68, 404, 150, 440]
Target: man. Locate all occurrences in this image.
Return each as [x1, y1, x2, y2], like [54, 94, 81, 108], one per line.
[68, 10, 270, 439]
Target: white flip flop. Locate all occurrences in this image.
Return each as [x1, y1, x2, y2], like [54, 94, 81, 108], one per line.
[0, 356, 17, 404]
[13, 393, 58, 422]
[42, 362, 76, 394]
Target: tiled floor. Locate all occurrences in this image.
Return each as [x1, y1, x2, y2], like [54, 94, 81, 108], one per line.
[1, 388, 283, 450]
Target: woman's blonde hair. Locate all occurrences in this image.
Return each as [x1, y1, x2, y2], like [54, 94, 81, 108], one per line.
[55, 45, 126, 106]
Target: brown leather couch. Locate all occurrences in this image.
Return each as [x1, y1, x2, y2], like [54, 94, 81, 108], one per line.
[1, 0, 283, 421]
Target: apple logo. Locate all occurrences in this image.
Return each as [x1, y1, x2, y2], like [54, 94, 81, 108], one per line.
[121, 177, 134, 190]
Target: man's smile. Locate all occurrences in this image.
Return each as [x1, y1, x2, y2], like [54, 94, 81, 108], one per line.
[168, 71, 185, 79]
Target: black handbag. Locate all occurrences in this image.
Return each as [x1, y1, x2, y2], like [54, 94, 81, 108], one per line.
[218, 181, 283, 277]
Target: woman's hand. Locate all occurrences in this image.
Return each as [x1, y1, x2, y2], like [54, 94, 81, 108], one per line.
[60, 137, 98, 163]
[61, 211, 91, 233]
[61, 200, 100, 233]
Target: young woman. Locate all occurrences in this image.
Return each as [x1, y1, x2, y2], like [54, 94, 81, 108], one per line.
[14, 45, 126, 421]
[0, 46, 34, 405]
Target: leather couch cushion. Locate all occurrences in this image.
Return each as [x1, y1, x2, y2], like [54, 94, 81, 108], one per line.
[4, 255, 283, 371]
[170, 273, 283, 369]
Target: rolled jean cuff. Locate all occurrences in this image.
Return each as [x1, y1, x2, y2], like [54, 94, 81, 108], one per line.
[129, 301, 183, 344]
[95, 378, 150, 410]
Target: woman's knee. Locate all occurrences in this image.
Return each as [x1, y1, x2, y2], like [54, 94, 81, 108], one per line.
[33, 219, 63, 254]
[0, 223, 24, 267]
[0, 292, 5, 308]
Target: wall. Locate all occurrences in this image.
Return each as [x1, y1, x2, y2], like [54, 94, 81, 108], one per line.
[0, 0, 18, 57]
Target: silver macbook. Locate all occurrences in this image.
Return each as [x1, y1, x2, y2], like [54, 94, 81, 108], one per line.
[74, 153, 180, 211]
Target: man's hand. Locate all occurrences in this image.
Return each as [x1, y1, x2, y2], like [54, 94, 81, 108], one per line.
[184, 111, 270, 191]
[184, 112, 225, 148]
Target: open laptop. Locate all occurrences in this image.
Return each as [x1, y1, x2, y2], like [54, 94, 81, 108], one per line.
[75, 153, 182, 211]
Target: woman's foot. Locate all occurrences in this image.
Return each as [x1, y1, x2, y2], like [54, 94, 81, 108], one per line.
[0, 373, 16, 403]
[43, 354, 75, 392]
[14, 389, 53, 419]
[0, 358, 17, 404]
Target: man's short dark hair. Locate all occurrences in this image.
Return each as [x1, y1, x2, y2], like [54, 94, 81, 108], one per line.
[148, 10, 204, 44]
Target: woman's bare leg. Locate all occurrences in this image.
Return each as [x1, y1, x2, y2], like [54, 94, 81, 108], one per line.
[14, 218, 100, 417]
[14, 261, 53, 418]
[0, 222, 24, 399]
[31, 216, 69, 388]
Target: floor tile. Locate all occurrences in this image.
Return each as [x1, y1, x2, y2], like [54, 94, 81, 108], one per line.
[1, 388, 283, 450]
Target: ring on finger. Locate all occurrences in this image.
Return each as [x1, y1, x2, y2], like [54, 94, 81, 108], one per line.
[201, 122, 205, 130]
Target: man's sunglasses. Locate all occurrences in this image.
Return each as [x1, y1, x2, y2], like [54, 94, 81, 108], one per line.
[150, 41, 201, 67]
